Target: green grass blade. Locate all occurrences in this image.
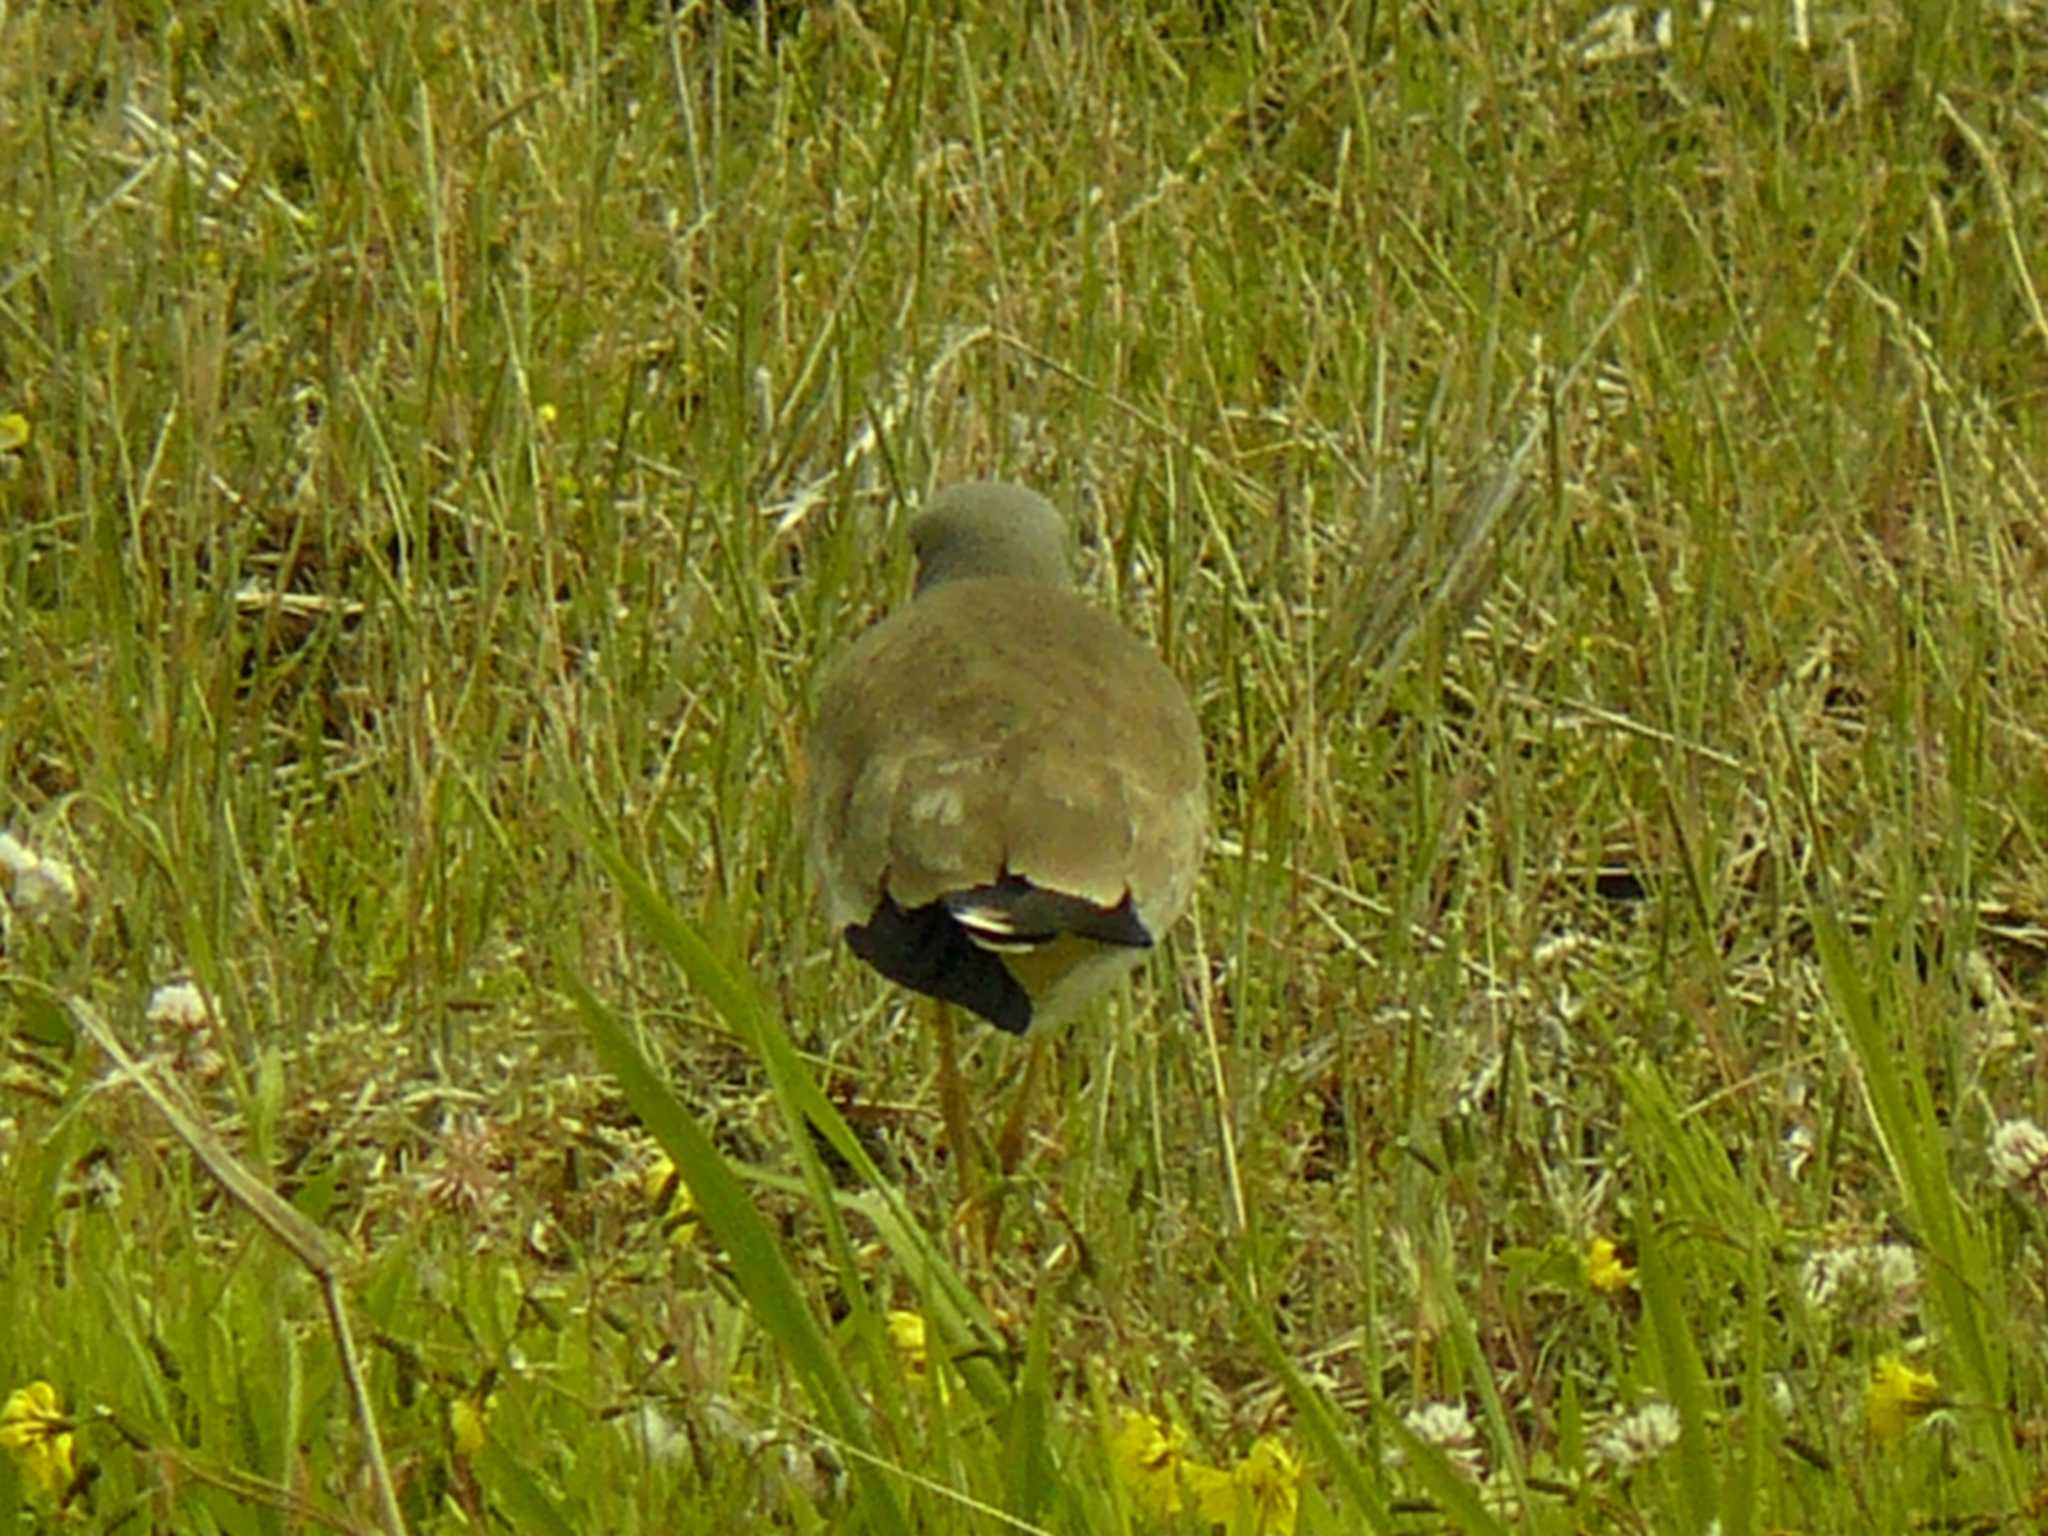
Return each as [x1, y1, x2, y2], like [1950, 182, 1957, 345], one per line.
[477, 1441, 581, 1536]
[1224, 1265, 1404, 1533]
[1633, 1210, 1719, 1531]
[1808, 896, 2017, 1498]
[587, 836, 1013, 1418]
[571, 978, 911, 1536]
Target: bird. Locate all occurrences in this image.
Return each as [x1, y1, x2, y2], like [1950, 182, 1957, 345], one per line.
[805, 480, 1205, 1165]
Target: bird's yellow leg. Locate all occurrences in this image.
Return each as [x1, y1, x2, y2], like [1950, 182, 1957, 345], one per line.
[935, 1000, 978, 1200]
[977, 1035, 1045, 1253]
[994, 1035, 1045, 1177]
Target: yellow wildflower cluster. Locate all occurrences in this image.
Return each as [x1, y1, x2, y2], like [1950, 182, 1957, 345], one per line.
[1108, 1410, 1300, 1534]
[641, 1154, 700, 1247]
[886, 1311, 929, 1375]
[1585, 1236, 1636, 1295]
[0, 1381, 76, 1503]
[1866, 1354, 1941, 1440]
[450, 1389, 497, 1457]
[884, 1311, 954, 1408]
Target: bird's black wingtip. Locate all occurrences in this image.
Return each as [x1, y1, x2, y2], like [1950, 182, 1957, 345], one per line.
[845, 899, 1034, 1034]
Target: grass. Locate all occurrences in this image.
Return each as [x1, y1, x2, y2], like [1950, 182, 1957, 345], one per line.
[4, 0, 2048, 1530]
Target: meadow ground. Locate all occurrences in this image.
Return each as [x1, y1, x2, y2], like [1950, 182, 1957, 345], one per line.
[4, 1, 2048, 1531]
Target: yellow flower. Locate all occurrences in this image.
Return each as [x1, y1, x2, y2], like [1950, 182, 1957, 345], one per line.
[1108, 1410, 1203, 1519]
[641, 1155, 699, 1246]
[885, 1311, 928, 1376]
[0, 413, 28, 453]
[450, 1391, 495, 1457]
[0, 1381, 76, 1501]
[1586, 1236, 1637, 1295]
[1194, 1435, 1302, 1535]
[1867, 1354, 1941, 1439]
[1186, 1458, 1234, 1519]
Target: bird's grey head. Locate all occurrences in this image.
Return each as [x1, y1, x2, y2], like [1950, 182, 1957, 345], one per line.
[909, 482, 1073, 594]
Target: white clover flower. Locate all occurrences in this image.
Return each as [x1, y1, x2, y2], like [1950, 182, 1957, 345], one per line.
[0, 831, 80, 918]
[1800, 1242, 1921, 1326]
[1989, 1118, 2048, 1200]
[146, 980, 210, 1032]
[141, 977, 224, 1080]
[1393, 1400, 1484, 1481]
[1592, 1400, 1681, 1470]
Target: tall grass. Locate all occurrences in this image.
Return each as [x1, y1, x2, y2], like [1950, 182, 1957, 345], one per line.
[3, 1, 2046, 1530]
